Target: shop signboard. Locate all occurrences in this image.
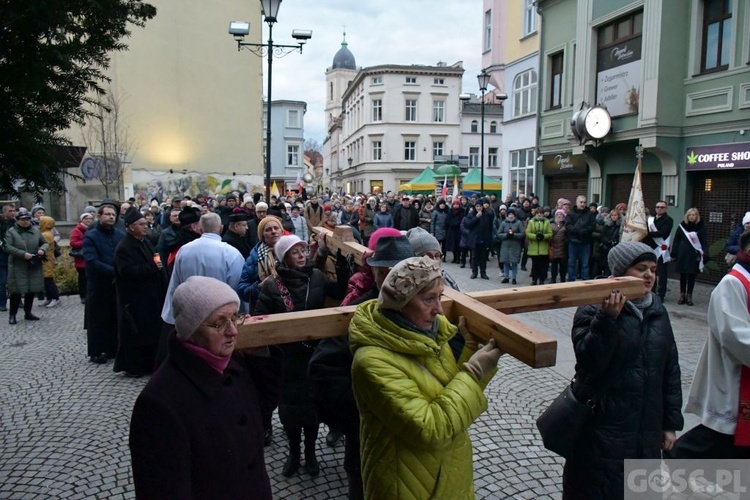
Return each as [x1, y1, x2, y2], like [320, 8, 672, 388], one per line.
[684, 143, 750, 171]
[596, 36, 642, 117]
[541, 154, 588, 176]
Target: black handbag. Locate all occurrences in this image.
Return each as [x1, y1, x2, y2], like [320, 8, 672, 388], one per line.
[535, 381, 599, 459]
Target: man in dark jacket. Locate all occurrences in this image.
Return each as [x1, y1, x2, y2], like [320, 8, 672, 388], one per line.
[392, 196, 419, 231]
[83, 201, 126, 364]
[465, 201, 494, 279]
[114, 209, 167, 377]
[222, 212, 251, 259]
[642, 200, 674, 301]
[163, 208, 202, 273]
[565, 195, 597, 281]
[247, 202, 268, 249]
[156, 208, 181, 264]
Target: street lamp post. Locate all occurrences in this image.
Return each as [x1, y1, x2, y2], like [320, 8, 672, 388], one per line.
[477, 70, 491, 197]
[229, 1, 312, 202]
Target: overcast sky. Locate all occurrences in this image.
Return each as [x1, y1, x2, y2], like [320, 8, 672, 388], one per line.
[255, 0, 484, 147]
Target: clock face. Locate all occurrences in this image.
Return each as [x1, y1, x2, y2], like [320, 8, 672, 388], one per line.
[584, 107, 611, 140]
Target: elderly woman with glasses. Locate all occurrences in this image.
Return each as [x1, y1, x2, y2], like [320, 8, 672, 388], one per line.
[129, 276, 282, 500]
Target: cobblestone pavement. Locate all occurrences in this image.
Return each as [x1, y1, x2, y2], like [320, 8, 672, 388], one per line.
[0, 257, 713, 499]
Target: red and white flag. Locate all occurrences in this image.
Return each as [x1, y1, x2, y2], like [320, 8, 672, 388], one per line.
[441, 175, 448, 198]
[621, 161, 648, 242]
[295, 171, 304, 191]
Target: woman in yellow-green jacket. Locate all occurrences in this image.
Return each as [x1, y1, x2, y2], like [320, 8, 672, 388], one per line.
[525, 208, 553, 285]
[349, 256, 503, 500]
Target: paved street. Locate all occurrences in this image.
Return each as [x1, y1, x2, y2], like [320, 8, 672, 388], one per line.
[0, 257, 713, 499]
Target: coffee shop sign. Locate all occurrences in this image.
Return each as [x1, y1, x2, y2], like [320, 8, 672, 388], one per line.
[685, 143, 750, 171]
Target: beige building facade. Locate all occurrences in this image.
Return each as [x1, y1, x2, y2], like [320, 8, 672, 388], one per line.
[64, 0, 264, 212]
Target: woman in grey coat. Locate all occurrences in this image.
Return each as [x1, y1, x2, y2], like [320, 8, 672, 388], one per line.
[495, 209, 526, 284]
[3, 208, 48, 324]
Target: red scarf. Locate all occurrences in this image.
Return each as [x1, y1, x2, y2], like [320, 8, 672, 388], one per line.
[729, 267, 750, 446]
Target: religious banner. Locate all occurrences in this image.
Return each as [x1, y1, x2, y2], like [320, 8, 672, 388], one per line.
[621, 160, 647, 242]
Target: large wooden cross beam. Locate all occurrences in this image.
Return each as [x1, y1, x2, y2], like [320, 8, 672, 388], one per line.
[236, 226, 645, 368]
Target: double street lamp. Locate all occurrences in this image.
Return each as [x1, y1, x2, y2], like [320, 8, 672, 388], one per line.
[229, 0, 312, 202]
[476, 69, 508, 197]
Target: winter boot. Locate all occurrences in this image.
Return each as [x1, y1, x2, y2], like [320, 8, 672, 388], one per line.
[686, 294, 694, 306]
[282, 428, 301, 477]
[677, 293, 686, 305]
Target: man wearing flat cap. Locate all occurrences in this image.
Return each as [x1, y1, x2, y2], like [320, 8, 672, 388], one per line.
[222, 212, 251, 260]
[113, 209, 167, 377]
[82, 200, 125, 364]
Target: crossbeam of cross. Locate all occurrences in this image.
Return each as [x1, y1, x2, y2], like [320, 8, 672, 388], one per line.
[236, 226, 645, 368]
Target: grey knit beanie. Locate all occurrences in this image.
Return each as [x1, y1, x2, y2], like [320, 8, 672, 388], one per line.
[608, 242, 657, 277]
[406, 227, 441, 256]
[173, 276, 240, 341]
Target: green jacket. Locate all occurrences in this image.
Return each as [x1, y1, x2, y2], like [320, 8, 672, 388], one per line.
[3, 224, 48, 294]
[525, 217, 552, 257]
[349, 300, 493, 500]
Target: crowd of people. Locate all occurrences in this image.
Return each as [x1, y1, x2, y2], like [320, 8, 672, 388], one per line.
[1, 190, 749, 499]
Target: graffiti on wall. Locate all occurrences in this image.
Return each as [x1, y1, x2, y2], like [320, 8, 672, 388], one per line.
[130, 170, 264, 204]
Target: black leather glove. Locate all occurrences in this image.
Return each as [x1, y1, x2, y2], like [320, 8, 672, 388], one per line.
[536, 232, 543, 240]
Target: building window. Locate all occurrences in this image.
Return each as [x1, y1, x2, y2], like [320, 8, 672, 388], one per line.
[405, 76, 417, 84]
[433, 78, 445, 85]
[405, 99, 417, 121]
[490, 121, 498, 133]
[329, 82, 333, 101]
[549, 51, 564, 109]
[469, 147, 479, 167]
[372, 76, 383, 85]
[372, 141, 382, 161]
[433, 141, 444, 158]
[471, 120, 478, 133]
[523, 0, 536, 36]
[433, 100, 445, 122]
[287, 145, 299, 166]
[372, 99, 382, 122]
[484, 9, 492, 51]
[512, 69, 538, 118]
[404, 141, 416, 161]
[510, 148, 535, 197]
[488, 148, 498, 168]
[701, 0, 732, 73]
[287, 109, 300, 128]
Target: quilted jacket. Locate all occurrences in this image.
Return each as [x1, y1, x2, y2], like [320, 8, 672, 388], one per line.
[349, 300, 492, 500]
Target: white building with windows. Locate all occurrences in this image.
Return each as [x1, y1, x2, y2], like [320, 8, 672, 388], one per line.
[264, 100, 307, 193]
[334, 62, 465, 195]
[482, 0, 540, 200]
[460, 95, 504, 179]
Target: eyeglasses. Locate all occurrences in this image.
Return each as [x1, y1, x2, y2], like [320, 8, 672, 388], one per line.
[655, 205, 667, 209]
[203, 314, 242, 335]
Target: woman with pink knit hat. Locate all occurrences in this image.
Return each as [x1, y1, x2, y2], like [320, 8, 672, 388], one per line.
[130, 276, 282, 499]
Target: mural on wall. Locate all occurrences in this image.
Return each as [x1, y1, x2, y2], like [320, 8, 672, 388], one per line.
[130, 170, 264, 204]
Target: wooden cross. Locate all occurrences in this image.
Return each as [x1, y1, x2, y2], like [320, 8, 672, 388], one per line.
[236, 226, 645, 368]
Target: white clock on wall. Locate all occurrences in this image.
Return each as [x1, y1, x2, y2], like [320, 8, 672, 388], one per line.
[570, 102, 612, 146]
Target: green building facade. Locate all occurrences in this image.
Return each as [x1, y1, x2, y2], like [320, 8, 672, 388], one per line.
[536, 0, 750, 283]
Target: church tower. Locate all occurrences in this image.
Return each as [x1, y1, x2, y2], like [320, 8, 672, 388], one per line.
[324, 32, 358, 129]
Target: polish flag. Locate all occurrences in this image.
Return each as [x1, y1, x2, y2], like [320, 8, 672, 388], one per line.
[441, 175, 448, 198]
[295, 171, 304, 191]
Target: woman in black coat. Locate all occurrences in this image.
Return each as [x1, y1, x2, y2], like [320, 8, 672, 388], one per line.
[464, 201, 494, 279]
[444, 201, 464, 264]
[563, 242, 683, 499]
[254, 234, 348, 478]
[597, 210, 621, 277]
[670, 208, 708, 306]
[129, 276, 282, 500]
